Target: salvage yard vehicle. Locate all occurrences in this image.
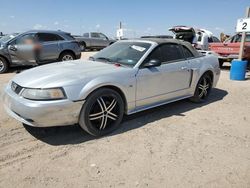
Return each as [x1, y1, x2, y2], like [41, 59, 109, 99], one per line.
[169, 26, 220, 50]
[0, 30, 81, 73]
[74, 32, 116, 51]
[3, 38, 220, 136]
[209, 33, 250, 68]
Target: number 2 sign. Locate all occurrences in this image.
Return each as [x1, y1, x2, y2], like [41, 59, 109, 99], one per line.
[236, 18, 250, 32]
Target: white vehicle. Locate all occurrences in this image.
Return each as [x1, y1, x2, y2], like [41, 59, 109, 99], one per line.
[169, 26, 220, 50]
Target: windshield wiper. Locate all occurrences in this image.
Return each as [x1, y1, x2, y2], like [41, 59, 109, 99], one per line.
[95, 57, 112, 62]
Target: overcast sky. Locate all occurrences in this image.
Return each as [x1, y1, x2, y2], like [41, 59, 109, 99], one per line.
[0, 0, 249, 38]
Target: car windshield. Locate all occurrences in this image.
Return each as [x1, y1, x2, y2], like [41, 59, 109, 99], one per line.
[0, 34, 18, 43]
[92, 41, 152, 67]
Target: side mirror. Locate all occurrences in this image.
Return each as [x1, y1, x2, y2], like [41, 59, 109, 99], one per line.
[144, 59, 161, 68]
[8, 45, 17, 51]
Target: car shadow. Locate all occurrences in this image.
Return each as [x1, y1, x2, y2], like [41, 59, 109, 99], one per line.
[8, 66, 34, 74]
[24, 88, 228, 146]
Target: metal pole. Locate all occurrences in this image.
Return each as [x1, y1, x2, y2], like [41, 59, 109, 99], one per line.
[239, 7, 250, 60]
[118, 21, 122, 40]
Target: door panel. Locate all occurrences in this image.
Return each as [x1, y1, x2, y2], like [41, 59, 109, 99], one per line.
[38, 42, 59, 62]
[8, 34, 36, 65]
[136, 60, 191, 108]
[90, 33, 109, 47]
[36, 33, 61, 62]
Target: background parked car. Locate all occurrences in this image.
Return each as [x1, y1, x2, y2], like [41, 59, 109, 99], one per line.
[0, 30, 81, 73]
[209, 32, 250, 68]
[169, 26, 220, 50]
[74, 32, 116, 51]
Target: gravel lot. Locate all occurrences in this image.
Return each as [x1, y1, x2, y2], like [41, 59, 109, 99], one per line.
[0, 53, 250, 188]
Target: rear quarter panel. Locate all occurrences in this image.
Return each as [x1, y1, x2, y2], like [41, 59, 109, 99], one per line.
[58, 41, 82, 57]
[189, 55, 220, 92]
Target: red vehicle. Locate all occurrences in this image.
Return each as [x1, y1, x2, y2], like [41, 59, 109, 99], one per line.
[209, 33, 250, 68]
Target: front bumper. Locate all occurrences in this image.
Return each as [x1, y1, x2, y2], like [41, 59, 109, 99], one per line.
[3, 84, 85, 127]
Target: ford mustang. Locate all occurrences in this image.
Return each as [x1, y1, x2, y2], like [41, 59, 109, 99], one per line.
[3, 39, 220, 136]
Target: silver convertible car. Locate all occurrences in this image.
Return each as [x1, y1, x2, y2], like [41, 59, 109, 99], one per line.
[3, 39, 220, 136]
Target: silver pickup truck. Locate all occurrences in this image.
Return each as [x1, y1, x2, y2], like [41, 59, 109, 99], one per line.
[74, 32, 116, 51]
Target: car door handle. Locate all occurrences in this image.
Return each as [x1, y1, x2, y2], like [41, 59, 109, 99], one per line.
[181, 66, 188, 70]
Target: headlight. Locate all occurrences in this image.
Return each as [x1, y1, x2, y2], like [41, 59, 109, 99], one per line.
[21, 88, 66, 100]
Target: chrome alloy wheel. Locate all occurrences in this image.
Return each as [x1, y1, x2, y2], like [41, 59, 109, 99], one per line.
[88, 96, 119, 130]
[62, 55, 74, 61]
[0, 60, 4, 72]
[198, 77, 210, 99]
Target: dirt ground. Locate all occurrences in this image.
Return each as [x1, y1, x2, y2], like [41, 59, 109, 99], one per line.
[0, 53, 250, 188]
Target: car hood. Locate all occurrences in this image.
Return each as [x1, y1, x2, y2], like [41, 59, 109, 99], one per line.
[12, 60, 130, 88]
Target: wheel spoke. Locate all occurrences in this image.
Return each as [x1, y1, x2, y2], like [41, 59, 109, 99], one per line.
[90, 114, 103, 121]
[0, 61, 4, 71]
[203, 77, 207, 86]
[99, 97, 107, 111]
[97, 98, 105, 112]
[89, 111, 103, 117]
[107, 114, 116, 121]
[203, 88, 208, 96]
[198, 85, 204, 90]
[100, 115, 108, 130]
[107, 99, 117, 111]
[199, 90, 204, 98]
[204, 84, 210, 90]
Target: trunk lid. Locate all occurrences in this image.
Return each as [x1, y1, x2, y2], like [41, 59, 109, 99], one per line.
[169, 26, 196, 43]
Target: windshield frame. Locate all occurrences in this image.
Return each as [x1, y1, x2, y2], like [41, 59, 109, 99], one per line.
[92, 40, 156, 68]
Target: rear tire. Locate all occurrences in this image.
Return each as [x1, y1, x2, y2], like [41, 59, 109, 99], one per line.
[59, 52, 75, 62]
[0, 56, 8, 74]
[79, 88, 124, 137]
[190, 73, 212, 103]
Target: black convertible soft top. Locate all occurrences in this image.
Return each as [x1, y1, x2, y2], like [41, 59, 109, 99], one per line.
[137, 38, 201, 57]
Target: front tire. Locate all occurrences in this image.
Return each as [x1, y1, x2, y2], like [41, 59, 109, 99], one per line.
[190, 73, 212, 103]
[0, 56, 8, 74]
[59, 52, 75, 62]
[79, 88, 124, 136]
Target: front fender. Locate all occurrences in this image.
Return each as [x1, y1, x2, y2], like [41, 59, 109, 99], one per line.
[76, 74, 136, 113]
[78, 77, 127, 100]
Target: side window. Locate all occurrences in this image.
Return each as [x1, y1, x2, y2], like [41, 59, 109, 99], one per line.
[37, 33, 63, 42]
[212, 36, 220, 43]
[234, 35, 242, 43]
[182, 46, 194, 58]
[146, 47, 162, 62]
[208, 37, 213, 43]
[91, 33, 100, 38]
[83, 33, 89, 37]
[231, 34, 241, 43]
[15, 34, 35, 45]
[246, 35, 250, 42]
[99, 33, 107, 40]
[161, 44, 184, 62]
